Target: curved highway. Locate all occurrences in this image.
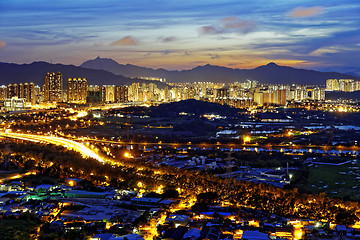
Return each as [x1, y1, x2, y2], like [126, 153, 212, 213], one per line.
[0, 131, 105, 163]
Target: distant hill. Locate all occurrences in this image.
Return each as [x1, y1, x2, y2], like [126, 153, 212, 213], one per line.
[326, 91, 360, 101]
[344, 72, 360, 77]
[150, 99, 240, 117]
[0, 61, 167, 88]
[81, 57, 170, 80]
[80, 57, 359, 85]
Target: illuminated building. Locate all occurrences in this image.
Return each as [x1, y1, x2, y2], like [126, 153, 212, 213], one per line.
[148, 83, 157, 94]
[87, 85, 102, 104]
[244, 79, 258, 89]
[253, 86, 289, 106]
[114, 85, 128, 102]
[200, 83, 206, 98]
[34, 85, 41, 103]
[326, 79, 339, 91]
[164, 86, 169, 102]
[170, 87, 180, 101]
[339, 79, 354, 92]
[6, 84, 15, 98]
[103, 85, 115, 102]
[307, 87, 325, 101]
[67, 78, 87, 103]
[6, 82, 36, 105]
[187, 87, 196, 100]
[254, 87, 274, 106]
[276, 89, 287, 105]
[326, 79, 356, 92]
[24, 82, 36, 105]
[7, 83, 20, 98]
[138, 76, 166, 82]
[294, 86, 307, 102]
[128, 83, 139, 101]
[263, 91, 277, 105]
[4, 97, 25, 111]
[0, 85, 6, 100]
[215, 88, 229, 99]
[288, 89, 295, 101]
[213, 88, 230, 105]
[355, 81, 360, 91]
[18, 83, 24, 99]
[253, 90, 264, 106]
[228, 98, 253, 108]
[138, 90, 144, 102]
[44, 72, 63, 102]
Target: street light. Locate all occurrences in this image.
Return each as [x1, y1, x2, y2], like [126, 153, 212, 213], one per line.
[243, 136, 251, 144]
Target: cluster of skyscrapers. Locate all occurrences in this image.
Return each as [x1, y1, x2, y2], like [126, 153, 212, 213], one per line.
[326, 79, 360, 92]
[67, 78, 87, 103]
[163, 81, 325, 108]
[0, 82, 39, 111]
[1, 71, 357, 111]
[0, 82, 38, 105]
[43, 72, 88, 104]
[0, 72, 88, 111]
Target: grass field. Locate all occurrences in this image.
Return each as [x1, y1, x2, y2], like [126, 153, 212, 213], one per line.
[304, 162, 360, 200]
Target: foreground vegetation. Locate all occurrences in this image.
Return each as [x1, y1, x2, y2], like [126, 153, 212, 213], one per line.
[0, 218, 40, 240]
[1, 139, 360, 226]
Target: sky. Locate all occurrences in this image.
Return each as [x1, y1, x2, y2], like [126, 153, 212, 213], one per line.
[0, 0, 360, 72]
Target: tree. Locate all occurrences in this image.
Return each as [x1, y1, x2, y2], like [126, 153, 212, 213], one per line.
[335, 211, 359, 226]
[162, 189, 179, 199]
[197, 192, 218, 204]
[191, 202, 208, 214]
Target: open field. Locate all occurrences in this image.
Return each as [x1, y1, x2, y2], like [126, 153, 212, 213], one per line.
[304, 162, 360, 200]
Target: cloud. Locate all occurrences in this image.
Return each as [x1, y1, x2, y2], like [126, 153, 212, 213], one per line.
[198, 17, 256, 36]
[310, 47, 338, 56]
[198, 26, 219, 35]
[220, 17, 256, 32]
[209, 53, 220, 59]
[110, 36, 138, 46]
[158, 36, 176, 42]
[290, 6, 323, 18]
[309, 45, 353, 56]
[161, 50, 173, 55]
[0, 40, 6, 49]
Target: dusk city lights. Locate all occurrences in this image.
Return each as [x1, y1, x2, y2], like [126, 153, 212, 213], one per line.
[0, 1, 360, 240]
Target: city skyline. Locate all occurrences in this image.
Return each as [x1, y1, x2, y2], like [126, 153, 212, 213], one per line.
[0, 0, 360, 72]
[1, 1, 360, 238]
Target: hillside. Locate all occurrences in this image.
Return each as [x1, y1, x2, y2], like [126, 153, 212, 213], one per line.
[325, 91, 360, 101]
[149, 99, 240, 117]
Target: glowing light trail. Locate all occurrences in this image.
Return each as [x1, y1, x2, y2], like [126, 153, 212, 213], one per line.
[0, 132, 104, 163]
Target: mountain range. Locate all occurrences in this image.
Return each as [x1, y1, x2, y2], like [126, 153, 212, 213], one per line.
[0, 58, 358, 87]
[81, 57, 359, 85]
[0, 61, 167, 87]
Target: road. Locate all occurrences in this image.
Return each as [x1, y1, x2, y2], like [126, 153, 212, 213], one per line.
[0, 171, 37, 183]
[1, 131, 358, 162]
[67, 136, 359, 155]
[0, 131, 105, 163]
